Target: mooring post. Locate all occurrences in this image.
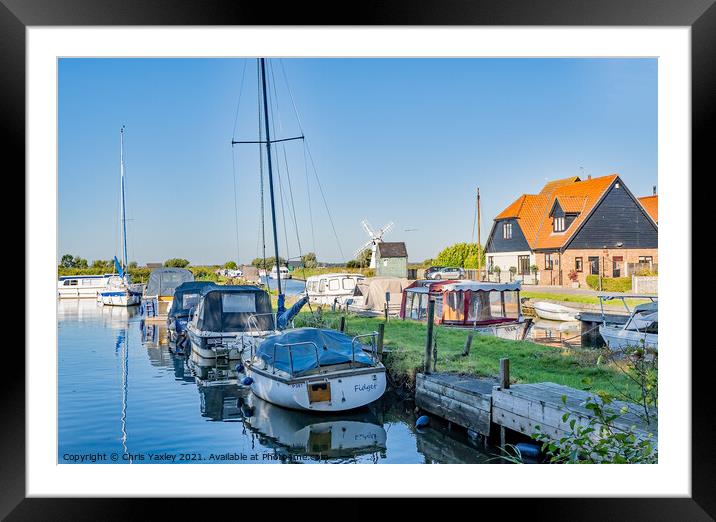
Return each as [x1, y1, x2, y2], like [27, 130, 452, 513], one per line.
[424, 298, 436, 374]
[339, 315, 346, 333]
[462, 333, 474, 356]
[499, 357, 510, 389]
[377, 322, 385, 359]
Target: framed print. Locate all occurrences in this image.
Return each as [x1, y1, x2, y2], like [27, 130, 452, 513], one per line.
[5, 0, 715, 518]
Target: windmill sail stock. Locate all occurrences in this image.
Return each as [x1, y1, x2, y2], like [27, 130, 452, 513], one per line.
[355, 219, 394, 268]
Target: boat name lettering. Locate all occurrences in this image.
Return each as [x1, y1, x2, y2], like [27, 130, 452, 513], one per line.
[354, 383, 377, 393]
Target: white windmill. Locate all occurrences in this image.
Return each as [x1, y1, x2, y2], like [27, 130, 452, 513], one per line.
[354, 220, 394, 269]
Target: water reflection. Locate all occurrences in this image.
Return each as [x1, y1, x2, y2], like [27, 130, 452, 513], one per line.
[59, 301, 498, 464]
[527, 319, 582, 347]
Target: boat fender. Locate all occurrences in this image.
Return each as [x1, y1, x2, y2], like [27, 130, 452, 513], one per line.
[515, 442, 541, 459]
[235, 363, 244, 374]
[241, 376, 253, 386]
[415, 415, 430, 429]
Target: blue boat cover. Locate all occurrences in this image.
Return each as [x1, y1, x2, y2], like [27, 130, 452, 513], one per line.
[196, 285, 274, 332]
[277, 294, 309, 329]
[256, 327, 375, 376]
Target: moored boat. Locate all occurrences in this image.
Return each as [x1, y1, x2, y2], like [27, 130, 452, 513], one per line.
[599, 301, 658, 351]
[187, 285, 275, 360]
[58, 274, 114, 299]
[167, 281, 217, 350]
[242, 327, 386, 412]
[305, 273, 365, 306]
[142, 267, 194, 320]
[532, 301, 581, 322]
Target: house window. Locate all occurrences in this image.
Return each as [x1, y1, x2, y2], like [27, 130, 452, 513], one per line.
[575, 257, 583, 272]
[588, 256, 600, 275]
[488, 256, 494, 271]
[638, 256, 653, 265]
[553, 216, 565, 232]
[503, 222, 512, 239]
[612, 256, 623, 278]
[518, 255, 530, 275]
[545, 254, 554, 270]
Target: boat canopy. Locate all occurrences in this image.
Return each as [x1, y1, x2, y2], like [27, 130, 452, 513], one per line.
[256, 328, 375, 377]
[633, 301, 658, 314]
[145, 268, 194, 297]
[195, 285, 273, 332]
[168, 281, 217, 319]
[440, 281, 521, 292]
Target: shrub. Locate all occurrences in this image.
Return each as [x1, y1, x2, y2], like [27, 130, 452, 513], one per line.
[586, 275, 632, 292]
[223, 261, 238, 269]
[568, 269, 578, 282]
[164, 258, 190, 268]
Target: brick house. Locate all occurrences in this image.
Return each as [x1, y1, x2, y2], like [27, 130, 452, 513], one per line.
[486, 174, 658, 287]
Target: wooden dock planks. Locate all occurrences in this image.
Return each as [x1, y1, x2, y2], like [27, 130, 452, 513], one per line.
[491, 382, 657, 443]
[415, 373, 657, 447]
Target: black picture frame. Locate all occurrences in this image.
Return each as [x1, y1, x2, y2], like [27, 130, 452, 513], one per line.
[4, 0, 712, 518]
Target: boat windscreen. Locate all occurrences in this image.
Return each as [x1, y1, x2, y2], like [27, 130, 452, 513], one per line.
[256, 328, 375, 376]
[197, 289, 273, 332]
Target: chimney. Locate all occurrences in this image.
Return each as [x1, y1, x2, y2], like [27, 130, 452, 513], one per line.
[653, 185, 657, 195]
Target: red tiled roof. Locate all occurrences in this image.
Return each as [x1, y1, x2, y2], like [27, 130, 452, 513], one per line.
[638, 195, 658, 223]
[491, 174, 622, 250]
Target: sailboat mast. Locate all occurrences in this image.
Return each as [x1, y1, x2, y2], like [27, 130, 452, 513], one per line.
[120, 126, 129, 273]
[259, 58, 283, 301]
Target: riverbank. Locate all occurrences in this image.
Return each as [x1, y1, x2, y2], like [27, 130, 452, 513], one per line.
[293, 311, 641, 400]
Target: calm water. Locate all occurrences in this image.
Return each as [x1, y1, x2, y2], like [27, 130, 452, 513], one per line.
[260, 275, 306, 295]
[58, 299, 493, 464]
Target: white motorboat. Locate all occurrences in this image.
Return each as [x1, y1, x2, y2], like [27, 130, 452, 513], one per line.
[57, 274, 114, 299]
[187, 285, 275, 360]
[305, 273, 365, 306]
[98, 126, 141, 307]
[599, 301, 658, 351]
[269, 266, 292, 280]
[532, 301, 581, 321]
[242, 327, 386, 412]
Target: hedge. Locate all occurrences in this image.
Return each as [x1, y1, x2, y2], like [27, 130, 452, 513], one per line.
[585, 275, 632, 292]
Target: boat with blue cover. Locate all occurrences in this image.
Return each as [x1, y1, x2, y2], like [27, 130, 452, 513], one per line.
[242, 327, 387, 412]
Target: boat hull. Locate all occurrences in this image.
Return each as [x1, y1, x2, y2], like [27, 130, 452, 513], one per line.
[246, 366, 386, 412]
[475, 321, 531, 341]
[99, 291, 141, 306]
[599, 325, 658, 351]
[532, 301, 580, 322]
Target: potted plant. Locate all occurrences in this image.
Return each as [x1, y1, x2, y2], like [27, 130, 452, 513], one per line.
[509, 266, 517, 282]
[493, 265, 502, 282]
[530, 264, 539, 284]
[568, 269, 580, 288]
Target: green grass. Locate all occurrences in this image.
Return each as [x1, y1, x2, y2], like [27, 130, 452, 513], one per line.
[521, 291, 649, 308]
[294, 311, 641, 400]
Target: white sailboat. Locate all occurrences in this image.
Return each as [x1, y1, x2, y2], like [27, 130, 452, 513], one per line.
[99, 126, 141, 307]
[237, 58, 387, 412]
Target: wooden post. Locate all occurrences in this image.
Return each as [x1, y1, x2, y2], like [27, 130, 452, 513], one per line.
[476, 187, 482, 281]
[339, 316, 346, 333]
[462, 333, 473, 357]
[499, 358, 510, 389]
[377, 322, 385, 358]
[384, 303, 389, 322]
[424, 298, 436, 374]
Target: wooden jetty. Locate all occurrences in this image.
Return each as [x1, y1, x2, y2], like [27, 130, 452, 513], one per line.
[415, 359, 657, 448]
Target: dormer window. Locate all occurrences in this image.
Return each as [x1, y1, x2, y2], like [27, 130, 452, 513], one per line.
[554, 216, 565, 232]
[503, 222, 512, 239]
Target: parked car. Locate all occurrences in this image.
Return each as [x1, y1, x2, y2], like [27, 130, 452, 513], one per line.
[424, 266, 445, 278]
[426, 267, 465, 280]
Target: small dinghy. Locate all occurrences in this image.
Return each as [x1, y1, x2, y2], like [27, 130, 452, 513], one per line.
[242, 327, 386, 412]
[532, 301, 581, 321]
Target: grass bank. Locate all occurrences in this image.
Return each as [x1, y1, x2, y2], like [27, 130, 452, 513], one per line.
[521, 291, 650, 308]
[294, 311, 640, 400]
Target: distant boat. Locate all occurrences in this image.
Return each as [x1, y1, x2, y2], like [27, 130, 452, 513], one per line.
[58, 274, 114, 299]
[532, 301, 580, 322]
[269, 266, 292, 280]
[99, 126, 141, 307]
[599, 301, 658, 351]
[305, 273, 365, 306]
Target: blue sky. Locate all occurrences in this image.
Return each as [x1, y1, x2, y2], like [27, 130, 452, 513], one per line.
[58, 58, 657, 265]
